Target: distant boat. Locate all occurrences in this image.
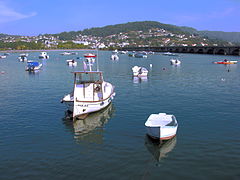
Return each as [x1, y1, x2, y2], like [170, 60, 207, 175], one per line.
[128, 52, 135, 57]
[18, 54, 28, 62]
[60, 52, 71, 55]
[25, 61, 42, 71]
[134, 53, 147, 58]
[163, 52, 178, 56]
[213, 60, 237, 64]
[110, 54, 119, 60]
[84, 53, 97, 58]
[19, 53, 28, 57]
[119, 51, 128, 54]
[170, 59, 181, 65]
[145, 113, 178, 140]
[132, 66, 148, 77]
[0, 55, 7, 59]
[39, 52, 49, 59]
[66, 59, 77, 66]
[85, 57, 95, 64]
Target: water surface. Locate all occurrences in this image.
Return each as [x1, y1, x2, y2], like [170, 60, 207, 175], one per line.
[0, 51, 240, 179]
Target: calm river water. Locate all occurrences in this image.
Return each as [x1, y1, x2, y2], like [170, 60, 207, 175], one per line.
[0, 51, 240, 179]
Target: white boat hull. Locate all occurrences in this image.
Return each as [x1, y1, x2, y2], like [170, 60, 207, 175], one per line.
[170, 59, 181, 65]
[145, 113, 178, 140]
[132, 66, 148, 77]
[73, 96, 114, 118]
[146, 126, 177, 140]
[25, 64, 43, 71]
[39, 55, 49, 59]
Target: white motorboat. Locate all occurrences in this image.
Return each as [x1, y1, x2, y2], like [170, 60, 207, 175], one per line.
[61, 71, 115, 119]
[66, 59, 77, 66]
[119, 51, 128, 54]
[110, 54, 119, 61]
[85, 57, 95, 64]
[170, 59, 181, 65]
[132, 66, 148, 77]
[134, 53, 147, 58]
[0, 55, 7, 59]
[61, 56, 115, 119]
[60, 52, 72, 55]
[18, 56, 27, 62]
[39, 52, 49, 59]
[145, 113, 178, 140]
[84, 53, 97, 58]
[19, 53, 28, 57]
[163, 52, 178, 56]
[25, 61, 43, 71]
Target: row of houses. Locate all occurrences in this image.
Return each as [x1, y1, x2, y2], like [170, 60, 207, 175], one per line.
[0, 28, 224, 49]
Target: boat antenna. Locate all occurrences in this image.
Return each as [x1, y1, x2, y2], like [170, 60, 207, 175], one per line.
[96, 46, 99, 71]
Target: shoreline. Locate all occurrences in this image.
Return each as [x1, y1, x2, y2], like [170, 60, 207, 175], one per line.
[0, 49, 101, 53]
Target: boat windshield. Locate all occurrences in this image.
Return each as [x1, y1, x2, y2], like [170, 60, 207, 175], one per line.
[75, 72, 103, 84]
[166, 116, 177, 126]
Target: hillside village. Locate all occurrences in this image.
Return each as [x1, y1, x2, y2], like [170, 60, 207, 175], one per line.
[0, 26, 233, 50]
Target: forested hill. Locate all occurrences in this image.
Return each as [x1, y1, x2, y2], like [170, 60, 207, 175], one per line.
[198, 31, 240, 43]
[52, 21, 240, 43]
[81, 21, 188, 37]
[55, 21, 191, 40]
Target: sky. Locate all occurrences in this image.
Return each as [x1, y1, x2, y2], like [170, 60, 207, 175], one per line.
[0, 0, 240, 36]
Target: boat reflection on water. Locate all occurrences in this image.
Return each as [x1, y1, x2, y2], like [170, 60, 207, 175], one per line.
[63, 103, 114, 144]
[27, 70, 41, 77]
[145, 135, 177, 162]
[133, 76, 148, 83]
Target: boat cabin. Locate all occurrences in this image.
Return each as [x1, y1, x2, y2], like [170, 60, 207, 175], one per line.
[73, 71, 105, 102]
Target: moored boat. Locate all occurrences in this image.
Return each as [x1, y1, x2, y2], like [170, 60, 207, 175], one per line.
[18, 56, 27, 62]
[60, 52, 72, 55]
[134, 53, 147, 58]
[213, 60, 237, 64]
[25, 61, 43, 71]
[61, 54, 115, 119]
[66, 59, 77, 66]
[61, 71, 115, 119]
[170, 59, 181, 65]
[110, 54, 119, 60]
[84, 53, 97, 58]
[0, 55, 7, 59]
[19, 53, 28, 57]
[145, 113, 178, 140]
[163, 52, 178, 56]
[39, 52, 49, 59]
[132, 66, 148, 77]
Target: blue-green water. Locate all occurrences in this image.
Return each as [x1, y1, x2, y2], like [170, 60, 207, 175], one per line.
[0, 51, 240, 179]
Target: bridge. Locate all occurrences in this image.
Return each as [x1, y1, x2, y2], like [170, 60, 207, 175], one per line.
[120, 46, 240, 56]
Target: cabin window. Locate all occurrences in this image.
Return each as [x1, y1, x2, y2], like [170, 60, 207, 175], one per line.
[75, 73, 102, 84]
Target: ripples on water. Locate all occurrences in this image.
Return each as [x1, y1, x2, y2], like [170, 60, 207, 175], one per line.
[0, 51, 240, 179]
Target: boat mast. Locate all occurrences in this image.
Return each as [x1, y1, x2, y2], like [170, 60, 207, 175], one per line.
[96, 47, 99, 72]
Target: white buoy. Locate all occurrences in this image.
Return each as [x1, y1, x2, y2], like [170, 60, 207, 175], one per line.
[150, 64, 152, 68]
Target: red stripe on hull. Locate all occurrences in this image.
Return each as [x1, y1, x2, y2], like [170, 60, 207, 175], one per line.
[160, 134, 176, 140]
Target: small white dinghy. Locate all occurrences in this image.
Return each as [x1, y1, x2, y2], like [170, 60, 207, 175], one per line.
[66, 59, 77, 66]
[145, 113, 178, 140]
[111, 54, 119, 61]
[170, 59, 181, 65]
[132, 66, 148, 77]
